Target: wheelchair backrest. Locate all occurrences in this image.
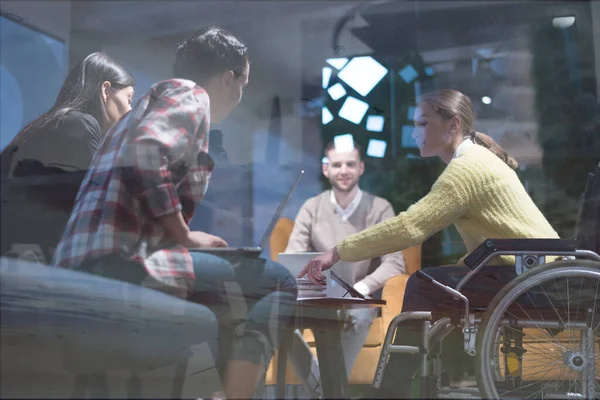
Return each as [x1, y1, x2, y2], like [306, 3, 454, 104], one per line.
[575, 162, 600, 253]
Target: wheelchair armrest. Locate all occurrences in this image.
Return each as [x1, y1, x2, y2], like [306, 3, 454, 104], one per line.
[464, 238, 578, 269]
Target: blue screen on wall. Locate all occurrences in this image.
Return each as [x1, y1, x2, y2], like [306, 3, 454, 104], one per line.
[0, 16, 67, 150]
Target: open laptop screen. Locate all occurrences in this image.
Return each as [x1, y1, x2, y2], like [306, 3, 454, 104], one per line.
[329, 270, 365, 299]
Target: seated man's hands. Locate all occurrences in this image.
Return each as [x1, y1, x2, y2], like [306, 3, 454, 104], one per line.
[157, 212, 228, 248]
[184, 231, 228, 248]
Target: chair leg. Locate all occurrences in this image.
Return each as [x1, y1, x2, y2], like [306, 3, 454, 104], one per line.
[171, 361, 188, 398]
[373, 311, 432, 389]
[70, 374, 88, 398]
[127, 372, 141, 398]
[87, 374, 109, 398]
[276, 328, 294, 399]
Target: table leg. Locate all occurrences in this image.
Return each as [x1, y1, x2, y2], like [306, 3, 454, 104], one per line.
[276, 327, 293, 399]
[312, 320, 348, 398]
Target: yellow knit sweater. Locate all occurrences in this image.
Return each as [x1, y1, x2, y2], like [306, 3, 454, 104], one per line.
[337, 144, 559, 265]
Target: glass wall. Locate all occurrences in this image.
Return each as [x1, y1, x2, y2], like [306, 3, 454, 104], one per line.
[301, 0, 599, 266]
[0, 15, 67, 149]
[2, 0, 598, 266]
[1, 0, 599, 398]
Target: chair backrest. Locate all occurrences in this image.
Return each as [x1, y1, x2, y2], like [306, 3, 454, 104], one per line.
[269, 217, 295, 261]
[268, 217, 423, 273]
[0, 144, 18, 177]
[1, 170, 86, 257]
[0, 257, 219, 372]
[575, 162, 600, 253]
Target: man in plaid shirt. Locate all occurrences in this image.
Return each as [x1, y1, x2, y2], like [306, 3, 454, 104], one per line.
[53, 77, 216, 298]
[53, 27, 297, 399]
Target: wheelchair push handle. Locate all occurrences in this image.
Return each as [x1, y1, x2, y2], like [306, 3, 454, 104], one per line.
[415, 270, 468, 307]
[416, 270, 434, 283]
[414, 269, 472, 331]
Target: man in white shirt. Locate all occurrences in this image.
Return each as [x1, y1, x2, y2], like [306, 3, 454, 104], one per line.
[285, 140, 405, 396]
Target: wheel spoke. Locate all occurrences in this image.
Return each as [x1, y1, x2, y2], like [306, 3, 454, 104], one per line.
[475, 264, 600, 399]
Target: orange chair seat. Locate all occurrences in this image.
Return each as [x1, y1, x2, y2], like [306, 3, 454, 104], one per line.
[299, 318, 384, 348]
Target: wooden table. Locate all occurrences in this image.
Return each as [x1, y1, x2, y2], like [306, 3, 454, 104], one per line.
[276, 297, 385, 399]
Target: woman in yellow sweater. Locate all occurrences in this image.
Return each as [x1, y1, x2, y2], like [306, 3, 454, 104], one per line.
[299, 89, 559, 397]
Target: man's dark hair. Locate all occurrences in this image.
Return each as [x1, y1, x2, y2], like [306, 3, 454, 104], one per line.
[324, 139, 363, 161]
[173, 27, 249, 85]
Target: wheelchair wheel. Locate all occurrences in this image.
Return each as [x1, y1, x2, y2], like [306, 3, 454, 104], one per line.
[475, 260, 600, 399]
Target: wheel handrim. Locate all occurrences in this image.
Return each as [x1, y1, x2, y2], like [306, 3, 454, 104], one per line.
[477, 266, 600, 399]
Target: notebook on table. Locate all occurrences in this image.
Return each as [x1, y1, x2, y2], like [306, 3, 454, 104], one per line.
[278, 252, 365, 300]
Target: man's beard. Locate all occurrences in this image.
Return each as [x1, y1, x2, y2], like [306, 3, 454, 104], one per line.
[331, 178, 357, 193]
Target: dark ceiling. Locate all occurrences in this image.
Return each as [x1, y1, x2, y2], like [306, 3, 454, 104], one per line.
[350, 1, 593, 55]
[70, 1, 351, 40]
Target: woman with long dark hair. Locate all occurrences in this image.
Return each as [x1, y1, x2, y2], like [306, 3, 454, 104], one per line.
[3, 52, 135, 176]
[0, 52, 134, 261]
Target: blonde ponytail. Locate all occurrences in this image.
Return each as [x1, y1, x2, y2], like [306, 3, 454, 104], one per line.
[470, 131, 519, 170]
[418, 89, 519, 170]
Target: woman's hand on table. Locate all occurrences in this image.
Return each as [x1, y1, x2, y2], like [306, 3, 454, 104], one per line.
[297, 247, 340, 285]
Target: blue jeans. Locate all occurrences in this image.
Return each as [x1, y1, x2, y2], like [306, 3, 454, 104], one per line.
[81, 252, 298, 368]
[187, 251, 298, 366]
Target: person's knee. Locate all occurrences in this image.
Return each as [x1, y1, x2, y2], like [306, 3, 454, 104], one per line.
[344, 308, 376, 335]
[402, 272, 433, 312]
[404, 272, 424, 297]
[192, 252, 234, 270]
[263, 259, 298, 295]
[404, 266, 464, 312]
[347, 307, 375, 322]
[190, 252, 235, 282]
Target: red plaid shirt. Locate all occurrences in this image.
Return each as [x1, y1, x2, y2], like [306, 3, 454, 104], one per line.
[53, 79, 214, 298]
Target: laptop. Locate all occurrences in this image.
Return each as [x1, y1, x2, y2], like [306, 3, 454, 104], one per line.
[190, 170, 304, 257]
[277, 252, 366, 299]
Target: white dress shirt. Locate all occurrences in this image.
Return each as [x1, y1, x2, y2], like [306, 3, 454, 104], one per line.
[453, 138, 474, 159]
[330, 188, 363, 221]
[330, 188, 372, 296]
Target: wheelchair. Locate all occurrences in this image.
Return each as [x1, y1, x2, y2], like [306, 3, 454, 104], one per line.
[374, 163, 600, 399]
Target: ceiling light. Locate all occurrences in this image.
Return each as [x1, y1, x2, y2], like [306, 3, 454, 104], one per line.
[366, 115, 384, 132]
[338, 96, 369, 124]
[398, 64, 418, 83]
[322, 67, 332, 89]
[322, 107, 334, 125]
[482, 96, 492, 105]
[327, 83, 346, 101]
[366, 139, 387, 158]
[326, 57, 349, 70]
[552, 16, 575, 28]
[334, 134, 355, 153]
[338, 56, 388, 97]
